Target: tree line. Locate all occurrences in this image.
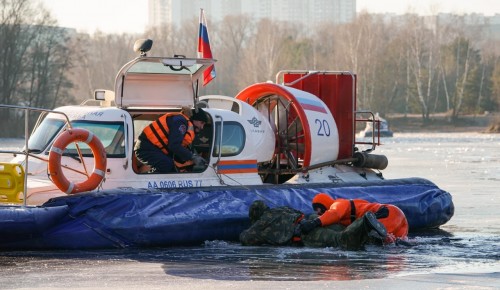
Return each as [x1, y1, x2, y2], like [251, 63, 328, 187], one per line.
[1, 0, 499, 136]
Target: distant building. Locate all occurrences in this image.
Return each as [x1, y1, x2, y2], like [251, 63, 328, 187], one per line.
[148, 0, 356, 30]
[385, 12, 500, 40]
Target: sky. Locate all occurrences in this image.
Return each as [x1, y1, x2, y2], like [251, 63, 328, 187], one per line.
[40, 0, 500, 34]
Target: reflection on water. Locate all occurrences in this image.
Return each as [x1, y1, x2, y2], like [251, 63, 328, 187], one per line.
[0, 133, 499, 283]
[1, 231, 499, 283]
[160, 241, 408, 281]
[160, 230, 500, 280]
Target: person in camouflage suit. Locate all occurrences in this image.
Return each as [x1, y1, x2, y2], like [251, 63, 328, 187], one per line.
[239, 200, 388, 250]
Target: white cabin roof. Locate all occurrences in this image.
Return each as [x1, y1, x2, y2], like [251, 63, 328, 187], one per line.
[114, 57, 216, 109]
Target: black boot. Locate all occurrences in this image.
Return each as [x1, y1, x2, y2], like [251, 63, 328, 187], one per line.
[338, 212, 388, 250]
[363, 211, 387, 240]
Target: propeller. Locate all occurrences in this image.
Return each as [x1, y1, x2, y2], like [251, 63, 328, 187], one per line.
[255, 95, 306, 183]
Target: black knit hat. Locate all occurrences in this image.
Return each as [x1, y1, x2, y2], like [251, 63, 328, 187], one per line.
[191, 108, 208, 123]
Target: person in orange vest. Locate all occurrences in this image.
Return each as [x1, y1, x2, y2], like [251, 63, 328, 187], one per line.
[300, 193, 409, 244]
[134, 107, 208, 173]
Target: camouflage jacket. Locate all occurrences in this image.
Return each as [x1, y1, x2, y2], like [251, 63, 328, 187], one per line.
[239, 206, 303, 246]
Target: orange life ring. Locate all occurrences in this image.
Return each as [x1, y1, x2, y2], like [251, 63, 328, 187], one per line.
[48, 128, 107, 194]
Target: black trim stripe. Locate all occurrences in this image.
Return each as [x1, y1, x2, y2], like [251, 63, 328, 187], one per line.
[155, 119, 170, 140]
[149, 123, 169, 153]
[349, 199, 356, 223]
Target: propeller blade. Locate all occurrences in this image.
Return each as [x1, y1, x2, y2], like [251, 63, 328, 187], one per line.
[284, 151, 298, 169]
[287, 116, 303, 138]
[286, 142, 305, 153]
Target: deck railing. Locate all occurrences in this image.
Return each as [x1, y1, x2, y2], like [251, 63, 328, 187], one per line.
[354, 110, 381, 153]
[0, 105, 71, 206]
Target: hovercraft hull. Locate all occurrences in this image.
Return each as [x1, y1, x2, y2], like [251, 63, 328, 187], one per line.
[0, 177, 453, 250]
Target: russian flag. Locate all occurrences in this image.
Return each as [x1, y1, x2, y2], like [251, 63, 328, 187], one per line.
[198, 9, 216, 86]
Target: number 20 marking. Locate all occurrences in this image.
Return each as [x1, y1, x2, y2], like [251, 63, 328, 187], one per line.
[315, 119, 330, 136]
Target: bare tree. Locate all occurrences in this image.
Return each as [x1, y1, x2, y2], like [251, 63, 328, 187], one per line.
[239, 19, 303, 87]
[24, 26, 73, 109]
[212, 14, 254, 96]
[0, 0, 41, 105]
[0, 0, 72, 135]
[72, 32, 138, 102]
[2, 4, 499, 133]
[396, 14, 451, 123]
[328, 13, 389, 112]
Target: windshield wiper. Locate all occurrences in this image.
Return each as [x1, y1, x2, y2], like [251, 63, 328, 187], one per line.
[26, 148, 42, 154]
[62, 153, 82, 163]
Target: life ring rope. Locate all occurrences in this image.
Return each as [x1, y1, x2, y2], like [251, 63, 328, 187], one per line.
[48, 128, 107, 194]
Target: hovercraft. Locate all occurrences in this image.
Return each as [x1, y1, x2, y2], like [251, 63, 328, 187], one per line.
[0, 39, 453, 249]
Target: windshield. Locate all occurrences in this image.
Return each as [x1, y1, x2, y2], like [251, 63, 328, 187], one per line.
[28, 119, 125, 157]
[28, 118, 65, 153]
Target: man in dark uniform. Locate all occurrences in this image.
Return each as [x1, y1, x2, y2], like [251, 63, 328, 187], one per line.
[134, 107, 208, 173]
[239, 200, 387, 250]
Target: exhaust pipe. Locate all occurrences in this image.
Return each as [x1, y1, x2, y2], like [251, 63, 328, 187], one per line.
[353, 152, 388, 170]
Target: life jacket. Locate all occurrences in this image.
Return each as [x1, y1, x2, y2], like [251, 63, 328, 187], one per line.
[317, 198, 383, 226]
[314, 195, 409, 241]
[142, 113, 195, 155]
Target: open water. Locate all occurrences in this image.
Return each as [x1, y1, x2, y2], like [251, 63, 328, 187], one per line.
[0, 133, 499, 289]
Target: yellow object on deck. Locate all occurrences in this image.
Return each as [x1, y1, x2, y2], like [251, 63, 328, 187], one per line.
[0, 162, 25, 204]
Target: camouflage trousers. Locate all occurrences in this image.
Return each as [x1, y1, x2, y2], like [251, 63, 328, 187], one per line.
[301, 215, 369, 250]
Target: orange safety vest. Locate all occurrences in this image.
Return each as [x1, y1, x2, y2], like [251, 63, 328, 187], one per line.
[142, 113, 195, 155]
[319, 199, 409, 241]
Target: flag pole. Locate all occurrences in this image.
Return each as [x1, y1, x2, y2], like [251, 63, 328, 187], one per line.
[197, 8, 216, 86]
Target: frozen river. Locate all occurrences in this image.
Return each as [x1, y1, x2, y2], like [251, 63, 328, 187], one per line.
[0, 133, 499, 289]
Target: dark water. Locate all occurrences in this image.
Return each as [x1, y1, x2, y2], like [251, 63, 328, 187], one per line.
[0, 133, 499, 287]
[0, 233, 498, 284]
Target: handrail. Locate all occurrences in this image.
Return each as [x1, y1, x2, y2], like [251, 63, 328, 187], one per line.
[275, 70, 355, 85]
[213, 114, 223, 167]
[257, 157, 359, 175]
[0, 105, 72, 206]
[282, 71, 320, 86]
[354, 110, 380, 153]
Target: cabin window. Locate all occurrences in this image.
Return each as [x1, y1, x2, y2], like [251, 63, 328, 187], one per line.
[62, 121, 125, 157]
[212, 121, 245, 157]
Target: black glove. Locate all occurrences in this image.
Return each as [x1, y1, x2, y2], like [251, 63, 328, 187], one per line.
[374, 206, 389, 219]
[299, 218, 322, 234]
[192, 154, 206, 166]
